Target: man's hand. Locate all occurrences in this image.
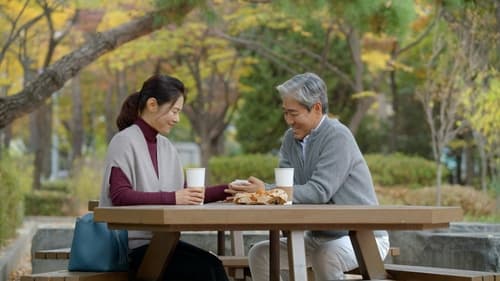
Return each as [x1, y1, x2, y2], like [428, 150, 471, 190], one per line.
[225, 176, 265, 200]
[176, 187, 204, 205]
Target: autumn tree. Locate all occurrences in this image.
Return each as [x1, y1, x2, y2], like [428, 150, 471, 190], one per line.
[0, 1, 198, 129]
[0, 1, 200, 192]
[416, 2, 493, 205]
[145, 6, 257, 167]
[457, 1, 500, 194]
[216, 1, 436, 155]
[0, 0, 76, 189]
[0, 0, 46, 154]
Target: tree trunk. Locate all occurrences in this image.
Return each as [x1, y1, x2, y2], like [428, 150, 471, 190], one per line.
[105, 81, 116, 143]
[436, 161, 442, 206]
[0, 4, 196, 129]
[389, 69, 398, 152]
[31, 100, 52, 189]
[116, 69, 128, 103]
[0, 86, 10, 153]
[349, 98, 376, 136]
[23, 64, 48, 191]
[464, 141, 474, 186]
[2, 124, 11, 151]
[456, 152, 463, 184]
[71, 74, 84, 161]
[473, 131, 488, 192]
[345, 28, 373, 135]
[199, 130, 225, 185]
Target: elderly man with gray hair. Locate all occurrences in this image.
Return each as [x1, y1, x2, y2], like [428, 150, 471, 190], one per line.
[228, 72, 390, 280]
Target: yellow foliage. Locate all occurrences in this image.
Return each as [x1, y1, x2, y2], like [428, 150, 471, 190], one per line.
[461, 70, 500, 156]
[389, 60, 413, 72]
[352, 91, 377, 99]
[97, 10, 134, 30]
[95, 1, 150, 31]
[361, 50, 391, 73]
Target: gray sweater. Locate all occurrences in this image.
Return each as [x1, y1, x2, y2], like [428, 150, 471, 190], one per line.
[279, 117, 387, 238]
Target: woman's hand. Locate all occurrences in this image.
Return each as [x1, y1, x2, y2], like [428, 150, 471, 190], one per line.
[175, 187, 204, 205]
[225, 176, 265, 199]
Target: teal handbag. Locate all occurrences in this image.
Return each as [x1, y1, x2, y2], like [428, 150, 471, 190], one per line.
[68, 212, 128, 272]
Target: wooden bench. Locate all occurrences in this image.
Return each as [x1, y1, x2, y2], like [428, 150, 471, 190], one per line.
[385, 263, 500, 281]
[34, 247, 71, 260]
[20, 270, 128, 281]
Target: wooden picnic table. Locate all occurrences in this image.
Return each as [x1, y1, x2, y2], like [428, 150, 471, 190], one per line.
[94, 203, 463, 281]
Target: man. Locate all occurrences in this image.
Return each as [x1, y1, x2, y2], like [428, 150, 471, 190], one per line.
[229, 72, 389, 280]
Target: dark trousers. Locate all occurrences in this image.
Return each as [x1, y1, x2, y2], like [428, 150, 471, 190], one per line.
[128, 240, 229, 281]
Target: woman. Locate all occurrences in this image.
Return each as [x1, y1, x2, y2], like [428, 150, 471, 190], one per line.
[99, 74, 229, 281]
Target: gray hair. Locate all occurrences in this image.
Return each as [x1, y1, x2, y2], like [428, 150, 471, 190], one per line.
[276, 72, 328, 114]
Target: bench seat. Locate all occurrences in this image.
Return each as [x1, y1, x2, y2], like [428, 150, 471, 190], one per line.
[20, 270, 128, 281]
[33, 247, 400, 280]
[34, 246, 400, 260]
[385, 263, 500, 281]
[34, 247, 71, 260]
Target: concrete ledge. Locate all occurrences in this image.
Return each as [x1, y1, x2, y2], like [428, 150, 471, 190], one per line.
[389, 222, 500, 272]
[0, 216, 75, 280]
[31, 228, 74, 274]
[0, 220, 37, 281]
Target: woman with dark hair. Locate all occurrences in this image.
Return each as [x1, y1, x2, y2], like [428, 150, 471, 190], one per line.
[99, 74, 230, 281]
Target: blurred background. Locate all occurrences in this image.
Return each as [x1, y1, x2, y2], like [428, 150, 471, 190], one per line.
[0, 0, 499, 246]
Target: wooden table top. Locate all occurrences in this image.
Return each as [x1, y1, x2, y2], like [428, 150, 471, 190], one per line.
[94, 203, 463, 232]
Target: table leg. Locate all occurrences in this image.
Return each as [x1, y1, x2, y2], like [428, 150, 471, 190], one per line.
[136, 231, 180, 281]
[349, 230, 388, 280]
[217, 230, 225, 255]
[231, 231, 245, 280]
[269, 230, 281, 281]
[286, 230, 308, 281]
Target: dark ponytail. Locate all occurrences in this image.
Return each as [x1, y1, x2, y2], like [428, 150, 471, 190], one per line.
[116, 92, 140, 131]
[115, 74, 186, 131]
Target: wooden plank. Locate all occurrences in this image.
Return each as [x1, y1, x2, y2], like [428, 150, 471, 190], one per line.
[217, 230, 225, 255]
[388, 247, 400, 257]
[219, 256, 248, 267]
[287, 230, 308, 281]
[385, 264, 495, 281]
[94, 205, 463, 231]
[136, 231, 179, 281]
[230, 231, 245, 279]
[349, 230, 389, 280]
[21, 271, 127, 281]
[269, 230, 280, 281]
[34, 248, 71, 260]
[88, 200, 99, 212]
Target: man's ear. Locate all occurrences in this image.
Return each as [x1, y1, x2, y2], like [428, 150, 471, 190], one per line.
[313, 102, 322, 113]
[146, 97, 158, 113]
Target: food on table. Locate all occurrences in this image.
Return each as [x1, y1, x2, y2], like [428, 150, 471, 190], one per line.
[233, 189, 288, 205]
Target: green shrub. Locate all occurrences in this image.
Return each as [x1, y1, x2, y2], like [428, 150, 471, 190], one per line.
[0, 155, 28, 247]
[24, 190, 76, 216]
[69, 157, 104, 212]
[376, 185, 496, 218]
[209, 154, 279, 184]
[41, 179, 70, 192]
[366, 153, 448, 188]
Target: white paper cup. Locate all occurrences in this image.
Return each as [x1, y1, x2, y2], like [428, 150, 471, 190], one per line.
[186, 168, 205, 188]
[186, 168, 205, 205]
[275, 168, 294, 204]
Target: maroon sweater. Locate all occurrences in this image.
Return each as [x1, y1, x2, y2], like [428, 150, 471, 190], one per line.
[109, 118, 228, 205]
